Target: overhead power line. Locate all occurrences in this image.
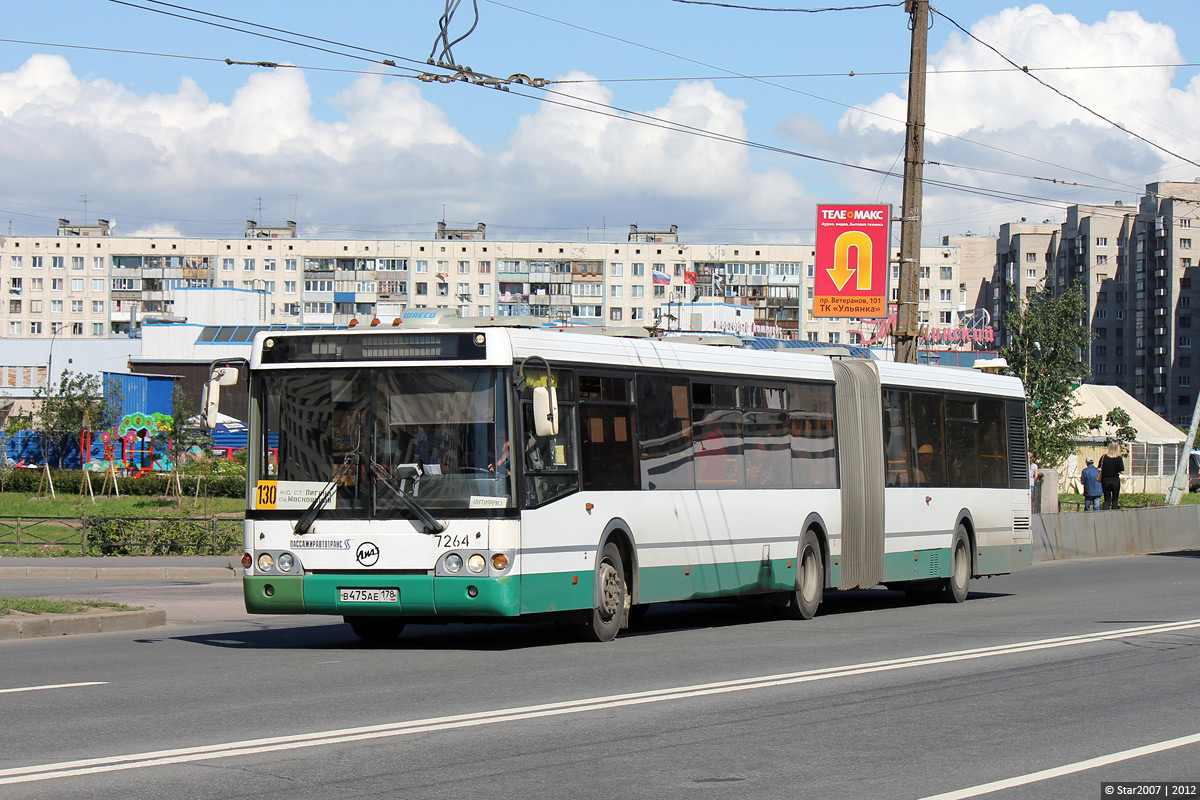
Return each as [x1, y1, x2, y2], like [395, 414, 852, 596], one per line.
[931, 7, 1200, 171]
[74, 1, 1178, 216]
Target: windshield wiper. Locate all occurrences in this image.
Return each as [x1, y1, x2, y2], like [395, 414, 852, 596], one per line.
[294, 453, 358, 535]
[370, 459, 447, 534]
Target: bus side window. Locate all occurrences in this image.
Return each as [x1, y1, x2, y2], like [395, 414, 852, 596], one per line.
[791, 382, 838, 488]
[910, 392, 946, 487]
[882, 390, 912, 487]
[977, 398, 1008, 487]
[637, 374, 694, 490]
[579, 373, 639, 491]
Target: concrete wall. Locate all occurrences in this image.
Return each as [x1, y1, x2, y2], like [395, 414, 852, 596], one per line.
[1032, 505, 1200, 561]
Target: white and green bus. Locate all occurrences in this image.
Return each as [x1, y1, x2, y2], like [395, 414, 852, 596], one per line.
[207, 318, 1032, 642]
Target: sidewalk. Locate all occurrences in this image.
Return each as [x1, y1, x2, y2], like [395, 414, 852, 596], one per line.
[0, 556, 245, 640]
[0, 555, 241, 580]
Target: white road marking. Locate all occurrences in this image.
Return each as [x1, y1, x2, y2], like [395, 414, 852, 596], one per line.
[919, 731, 1200, 800]
[2, 619, 1199, 786]
[0, 682, 107, 695]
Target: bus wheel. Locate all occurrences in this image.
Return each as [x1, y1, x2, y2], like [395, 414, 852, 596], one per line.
[783, 530, 824, 620]
[944, 526, 971, 604]
[347, 616, 404, 643]
[585, 542, 628, 642]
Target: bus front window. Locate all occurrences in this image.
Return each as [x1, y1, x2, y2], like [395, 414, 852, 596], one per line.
[255, 367, 514, 517]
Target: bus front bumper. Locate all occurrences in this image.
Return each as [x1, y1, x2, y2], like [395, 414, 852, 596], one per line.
[243, 573, 521, 617]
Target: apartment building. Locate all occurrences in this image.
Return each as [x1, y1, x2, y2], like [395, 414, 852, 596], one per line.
[986, 180, 1200, 424]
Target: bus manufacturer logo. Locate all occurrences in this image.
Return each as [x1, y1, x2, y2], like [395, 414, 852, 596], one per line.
[355, 542, 380, 567]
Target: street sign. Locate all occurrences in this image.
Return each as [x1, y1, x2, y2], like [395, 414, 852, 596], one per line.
[813, 204, 891, 318]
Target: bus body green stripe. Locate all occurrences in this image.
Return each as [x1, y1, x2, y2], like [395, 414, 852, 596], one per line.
[243, 574, 521, 617]
[243, 544, 1029, 617]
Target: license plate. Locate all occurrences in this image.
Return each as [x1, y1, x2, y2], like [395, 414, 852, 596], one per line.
[339, 588, 399, 603]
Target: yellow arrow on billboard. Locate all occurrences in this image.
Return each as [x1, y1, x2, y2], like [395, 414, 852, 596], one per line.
[828, 230, 873, 291]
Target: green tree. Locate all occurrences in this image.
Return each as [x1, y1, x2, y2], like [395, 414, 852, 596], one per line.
[36, 369, 118, 468]
[1101, 407, 1137, 453]
[169, 383, 210, 466]
[999, 284, 1094, 467]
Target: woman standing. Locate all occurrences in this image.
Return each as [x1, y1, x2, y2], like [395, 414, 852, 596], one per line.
[1098, 441, 1125, 510]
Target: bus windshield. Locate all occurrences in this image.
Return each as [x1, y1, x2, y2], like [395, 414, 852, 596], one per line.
[253, 367, 513, 515]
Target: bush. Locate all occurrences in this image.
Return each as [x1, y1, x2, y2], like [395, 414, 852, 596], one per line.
[85, 516, 242, 556]
[1, 467, 246, 499]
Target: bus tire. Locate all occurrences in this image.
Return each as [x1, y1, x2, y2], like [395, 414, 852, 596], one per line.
[347, 616, 404, 643]
[584, 542, 628, 642]
[782, 530, 824, 620]
[943, 526, 971, 604]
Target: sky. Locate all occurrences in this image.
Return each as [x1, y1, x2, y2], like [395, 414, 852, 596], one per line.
[1, 0, 1198, 244]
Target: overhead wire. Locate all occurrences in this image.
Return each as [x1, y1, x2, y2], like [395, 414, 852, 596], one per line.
[21, 0, 1185, 231]
[930, 6, 1200, 171]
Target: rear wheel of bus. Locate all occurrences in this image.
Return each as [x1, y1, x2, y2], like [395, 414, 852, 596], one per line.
[944, 525, 971, 603]
[584, 542, 629, 642]
[347, 616, 405, 643]
[781, 529, 824, 620]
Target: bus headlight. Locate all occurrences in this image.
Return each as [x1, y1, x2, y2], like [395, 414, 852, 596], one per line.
[467, 554, 486, 573]
[444, 553, 463, 573]
[491, 553, 509, 571]
[277, 552, 295, 573]
[257, 553, 274, 571]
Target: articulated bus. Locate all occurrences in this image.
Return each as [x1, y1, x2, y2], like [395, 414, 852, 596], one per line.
[206, 319, 1032, 642]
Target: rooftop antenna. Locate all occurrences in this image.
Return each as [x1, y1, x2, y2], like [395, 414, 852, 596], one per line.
[81, 194, 88, 225]
[255, 197, 263, 223]
[291, 194, 299, 219]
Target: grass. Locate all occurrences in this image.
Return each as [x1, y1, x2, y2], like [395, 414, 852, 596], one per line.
[0, 596, 139, 617]
[0, 491, 245, 557]
[0, 492, 245, 518]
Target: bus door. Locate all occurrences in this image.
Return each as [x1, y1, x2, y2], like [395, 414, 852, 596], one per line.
[832, 359, 885, 589]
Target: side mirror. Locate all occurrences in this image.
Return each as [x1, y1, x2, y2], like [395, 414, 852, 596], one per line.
[532, 386, 559, 437]
[203, 365, 240, 429]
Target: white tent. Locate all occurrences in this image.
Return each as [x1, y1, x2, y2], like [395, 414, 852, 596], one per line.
[1056, 384, 1186, 494]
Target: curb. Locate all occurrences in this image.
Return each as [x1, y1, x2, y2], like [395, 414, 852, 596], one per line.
[0, 567, 239, 580]
[0, 609, 167, 640]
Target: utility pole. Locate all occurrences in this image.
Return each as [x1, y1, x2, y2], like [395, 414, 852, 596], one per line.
[894, 0, 928, 364]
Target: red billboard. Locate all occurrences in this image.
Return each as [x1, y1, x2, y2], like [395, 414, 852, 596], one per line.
[813, 204, 891, 318]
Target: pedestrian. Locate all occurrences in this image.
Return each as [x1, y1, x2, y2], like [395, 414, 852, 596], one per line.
[1029, 453, 1039, 490]
[1080, 456, 1102, 511]
[1098, 441, 1125, 510]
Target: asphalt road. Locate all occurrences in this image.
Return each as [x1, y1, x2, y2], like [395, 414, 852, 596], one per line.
[2, 553, 1198, 800]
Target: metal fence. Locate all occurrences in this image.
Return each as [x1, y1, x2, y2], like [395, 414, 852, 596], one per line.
[0, 516, 242, 556]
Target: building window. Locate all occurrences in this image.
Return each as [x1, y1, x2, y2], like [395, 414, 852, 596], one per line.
[1096, 254, 1108, 266]
[285, 259, 298, 271]
[71, 256, 84, 270]
[1025, 252, 1038, 263]
[478, 283, 490, 297]
[632, 263, 644, 277]
[1180, 336, 1192, 348]
[610, 262, 623, 277]
[458, 261, 470, 274]
[611, 285, 623, 298]
[939, 289, 951, 302]
[29, 321, 42, 334]
[415, 283, 428, 295]
[632, 286, 644, 299]
[263, 258, 276, 271]
[631, 308, 644, 320]
[940, 266, 953, 280]
[610, 308, 623, 321]
[1096, 237, 1107, 247]
[222, 258, 234, 271]
[1182, 239, 1193, 250]
[938, 311, 952, 324]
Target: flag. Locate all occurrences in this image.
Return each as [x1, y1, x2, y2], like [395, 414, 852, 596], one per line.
[683, 270, 697, 285]
[712, 273, 725, 295]
[652, 269, 671, 285]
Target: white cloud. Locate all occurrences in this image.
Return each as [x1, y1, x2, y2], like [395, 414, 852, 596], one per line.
[776, 5, 1200, 234]
[0, 57, 810, 240]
